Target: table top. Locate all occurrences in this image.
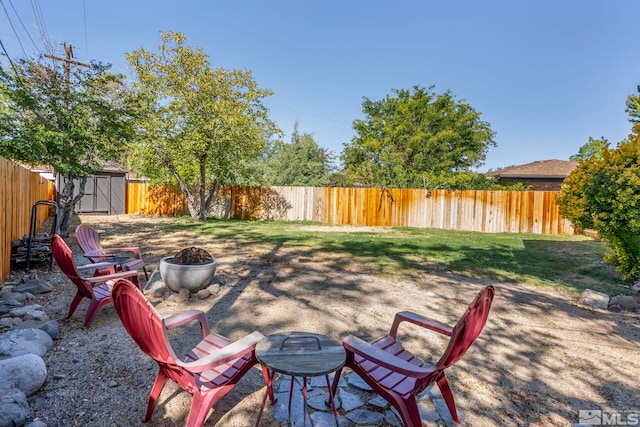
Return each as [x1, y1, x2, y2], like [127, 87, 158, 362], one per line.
[77, 256, 133, 273]
[256, 331, 346, 377]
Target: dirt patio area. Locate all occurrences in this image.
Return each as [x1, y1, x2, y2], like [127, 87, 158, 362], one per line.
[17, 214, 640, 426]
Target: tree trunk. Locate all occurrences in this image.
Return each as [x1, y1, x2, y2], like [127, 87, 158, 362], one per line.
[55, 172, 88, 236]
[170, 170, 200, 221]
[198, 162, 207, 222]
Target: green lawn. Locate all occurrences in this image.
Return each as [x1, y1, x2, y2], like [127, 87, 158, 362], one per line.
[168, 218, 628, 296]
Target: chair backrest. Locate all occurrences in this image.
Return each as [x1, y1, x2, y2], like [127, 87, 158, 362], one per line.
[51, 234, 94, 299]
[436, 285, 495, 369]
[75, 224, 105, 256]
[112, 279, 191, 386]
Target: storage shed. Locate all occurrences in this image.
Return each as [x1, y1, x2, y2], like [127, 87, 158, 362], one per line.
[57, 170, 126, 215]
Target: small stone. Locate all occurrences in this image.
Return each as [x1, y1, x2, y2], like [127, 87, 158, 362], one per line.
[633, 281, 640, 293]
[206, 284, 221, 294]
[347, 373, 373, 391]
[176, 288, 190, 303]
[196, 289, 210, 299]
[345, 408, 384, 425]
[339, 389, 364, 411]
[21, 274, 38, 282]
[153, 287, 170, 299]
[107, 380, 118, 388]
[53, 374, 66, 380]
[368, 395, 389, 408]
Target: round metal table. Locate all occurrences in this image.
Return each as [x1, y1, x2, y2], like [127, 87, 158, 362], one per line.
[255, 331, 346, 426]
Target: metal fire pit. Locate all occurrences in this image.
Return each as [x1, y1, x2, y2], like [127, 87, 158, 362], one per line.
[159, 247, 217, 293]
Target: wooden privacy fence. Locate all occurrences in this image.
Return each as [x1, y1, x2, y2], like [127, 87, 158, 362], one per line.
[126, 183, 575, 235]
[1, 157, 55, 284]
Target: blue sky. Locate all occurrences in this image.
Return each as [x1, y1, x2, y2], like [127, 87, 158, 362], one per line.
[1, 1, 639, 172]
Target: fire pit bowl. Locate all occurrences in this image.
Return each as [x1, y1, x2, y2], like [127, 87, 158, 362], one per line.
[159, 248, 217, 293]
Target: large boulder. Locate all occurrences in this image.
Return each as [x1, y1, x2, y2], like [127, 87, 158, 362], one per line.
[0, 328, 53, 360]
[0, 353, 47, 396]
[579, 289, 609, 310]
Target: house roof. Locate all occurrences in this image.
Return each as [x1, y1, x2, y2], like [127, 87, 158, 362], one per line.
[485, 159, 578, 179]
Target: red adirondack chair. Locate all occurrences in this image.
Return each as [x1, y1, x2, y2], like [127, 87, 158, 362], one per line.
[334, 285, 495, 426]
[74, 223, 149, 280]
[111, 279, 265, 427]
[51, 234, 141, 328]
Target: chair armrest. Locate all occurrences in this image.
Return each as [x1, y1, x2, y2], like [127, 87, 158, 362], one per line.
[84, 270, 138, 280]
[181, 331, 265, 373]
[344, 335, 433, 378]
[77, 261, 116, 272]
[389, 311, 453, 339]
[106, 247, 142, 258]
[164, 310, 210, 337]
[85, 270, 139, 286]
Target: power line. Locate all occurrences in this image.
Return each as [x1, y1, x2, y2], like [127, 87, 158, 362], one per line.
[82, 0, 88, 59]
[0, 36, 18, 71]
[0, 0, 28, 58]
[6, 0, 41, 54]
[30, 0, 50, 50]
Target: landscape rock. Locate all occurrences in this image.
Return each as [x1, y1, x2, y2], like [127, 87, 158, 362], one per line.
[579, 289, 610, 310]
[14, 279, 53, 295]
[0, 328, 53, 360]
[0, 389, 29, 427]
[196, 289, 210, 299]
[0, 318, 22, 329]
[0, 353, 47, 395]
[0, 291, 30, 304]
[207, 283, 221, 294]
[608, 295, 638, 311]
[9, 305, 49, 322]
[153, 287, 170, 299]
[13, 320, 60, 340]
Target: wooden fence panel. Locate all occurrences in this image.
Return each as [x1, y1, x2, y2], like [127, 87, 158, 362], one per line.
[1, 157, 55, 284]
[124, 182, 576, 235]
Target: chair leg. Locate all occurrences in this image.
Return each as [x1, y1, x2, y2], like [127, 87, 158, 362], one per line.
[142, 266, 149, 281]
[83, 298, 110, 328]
[436, 374, 461, 424]
[144, 370, 169, 422]
[67, 293, 84, 319]
[185, 390, 219, 427]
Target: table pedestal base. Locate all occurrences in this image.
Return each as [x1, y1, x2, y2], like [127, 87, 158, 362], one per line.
[255, 367, 343, 427]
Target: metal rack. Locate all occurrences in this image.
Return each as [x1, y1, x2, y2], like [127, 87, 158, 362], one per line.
[25, 200, 58, 271]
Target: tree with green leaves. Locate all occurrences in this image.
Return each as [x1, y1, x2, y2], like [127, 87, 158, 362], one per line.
[626, 85, 640, 123]
[557, 124, 640, 280]
[341, 85, 496, 189]
[262, 122, 332, 186]
[570, 136, 607, 161]
[0, 57, 136, 234]
[126, 31, 279, 221]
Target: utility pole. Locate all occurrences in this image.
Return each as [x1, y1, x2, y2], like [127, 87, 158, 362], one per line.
[44, 43, 89, 84]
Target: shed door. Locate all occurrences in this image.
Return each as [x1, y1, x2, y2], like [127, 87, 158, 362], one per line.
[94, 176, 110, 212]
[78, 175, 110, 213]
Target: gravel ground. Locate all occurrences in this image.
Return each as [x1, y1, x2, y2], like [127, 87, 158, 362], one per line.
[14, 214, 640, 426]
